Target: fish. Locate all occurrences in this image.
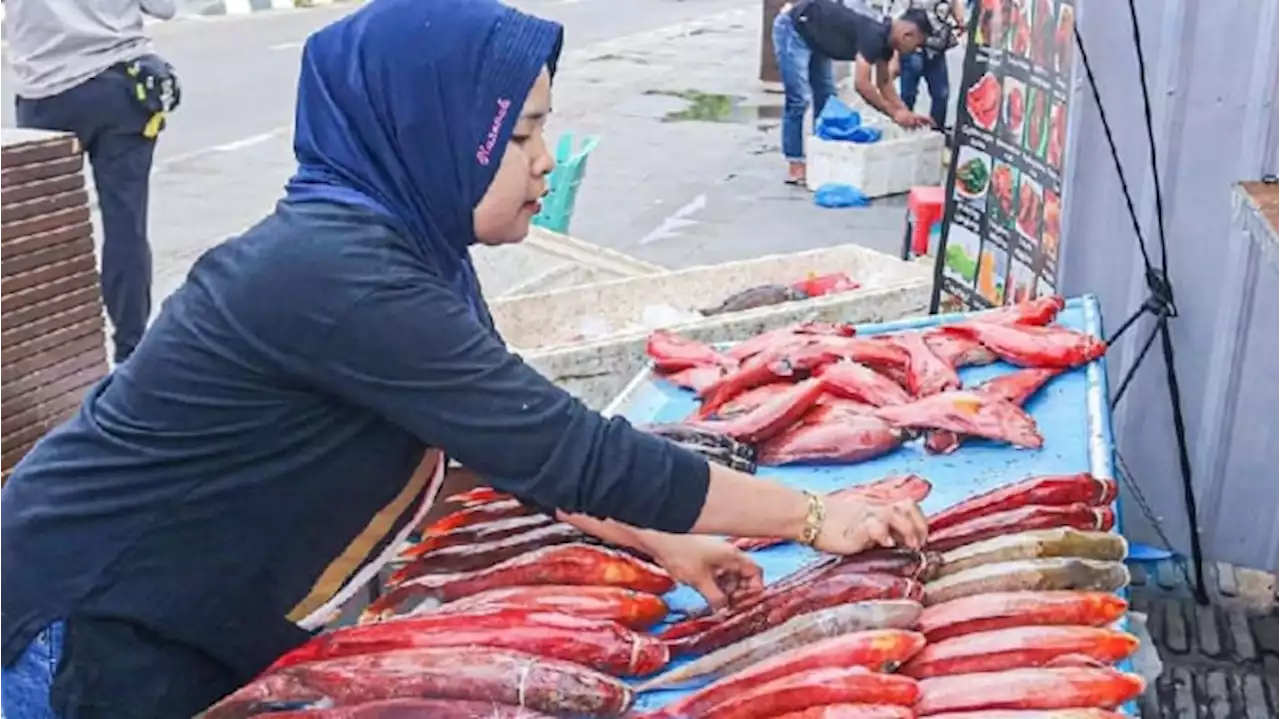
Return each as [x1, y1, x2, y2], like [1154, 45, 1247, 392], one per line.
[938, 322, 1107, 369]
[921, 706, 1121, 711]
[980, 295, 1067, 326]
[644, 632, 923, 715]
[874, 391, 1044, 449]
[363, 544, 674, 622]
[900, 625, 1139, 679]
[891, 332, 962, 397]
[817, 361, 912, 407]
[732, 476, 932, 551]
[812, 394, 880, 417]
[924, 368, 1064, 454]
[699, 284, 809, 316]
[444, 486, 510, 508]
[919, 591, 1129, 643]
[769, 706, 915, 719]
[645, 329, 734, 373]
[391, 523, 589, 582]
[757, 413, 907, 466]
[673, 573, 922, 656]
[399, 514, 554, 561]
[726, 321, 857, 362]
[253, 698, 555, 718]
[638, 603, 923, 692]
[652, 667, 919, 719]
[926, 504, 1115, 553]
[923, 558, 1130, 606]
[710, 383, 796, 418]
[202, 647, 633, 719]
[691, 378, 828, 444]
[267, 608, 668, 677]
[640, 423, 757, 459]
[935, 529, 1128, 579]
[923, 330, 999, 368]
[697, 347, 842, 418]
[417, 498, 537, 535]
[913, 667, 1145, 715]
[435, 585, 669, 630]
[930, 474, 1117, 532]
[662, 365, 730, 393]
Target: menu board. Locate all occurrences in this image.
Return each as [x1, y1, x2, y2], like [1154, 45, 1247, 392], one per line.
[930, 0, 1075, 311]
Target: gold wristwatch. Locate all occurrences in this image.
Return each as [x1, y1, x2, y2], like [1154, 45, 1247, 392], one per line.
[798, 491, 826, 546]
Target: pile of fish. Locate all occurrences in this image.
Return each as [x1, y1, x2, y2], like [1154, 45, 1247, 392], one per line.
[643, 295, 1108, 466]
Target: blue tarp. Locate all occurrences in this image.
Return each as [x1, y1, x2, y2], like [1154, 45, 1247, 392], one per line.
[603, 295, 1136, 716]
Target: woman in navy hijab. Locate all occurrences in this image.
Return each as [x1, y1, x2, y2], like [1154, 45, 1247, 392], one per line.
[0, 0, 926, 715]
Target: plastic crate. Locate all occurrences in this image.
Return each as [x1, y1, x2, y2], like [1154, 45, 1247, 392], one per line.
[531, 133, 599, 235]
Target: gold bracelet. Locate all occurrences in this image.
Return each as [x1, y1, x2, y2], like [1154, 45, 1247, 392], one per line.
[799, 491, 826, 546]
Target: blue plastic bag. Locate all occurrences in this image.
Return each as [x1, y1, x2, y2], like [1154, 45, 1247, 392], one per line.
[815, 97, 882, 143]
[814, 183, 870, 208]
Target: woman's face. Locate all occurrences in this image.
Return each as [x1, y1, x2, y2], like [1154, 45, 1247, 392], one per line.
[473, 68, 556, 245]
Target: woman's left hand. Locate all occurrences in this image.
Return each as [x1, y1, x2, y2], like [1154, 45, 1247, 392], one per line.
[642, 533, 765, 611]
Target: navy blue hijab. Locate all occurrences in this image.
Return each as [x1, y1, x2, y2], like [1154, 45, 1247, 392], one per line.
[285, 0, 564, 315]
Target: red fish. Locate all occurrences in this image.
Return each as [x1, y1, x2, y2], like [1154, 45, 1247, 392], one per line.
[922, 711, 1126, 719]
[875, 391, 1044, 449]
[726, 321, 857, 362]
[926, 504, 1115, 552]
[891, 332, 961, 397]
[980, 295, 1067, 326]
[390, 523, 587, 583]
[399, 514, 555, 561]
[771, 706, 915, 719]
[267, 608, 667, 677]
[712, 382, 796, 418]
[363, 544, 674, 622]
[698, 347, 842, 417]
[417, 498, 536, 535]
[923, 330, 999, 368]
[757, 414, 907, 466]
[691, 378, 828, 444]
[662, 365, 730, 392]
[646, 329, 733, 373]
[925, 368, 1063, 454]
[255, 699, 555, 718]
[900, 625, 1138, 679]
[928, 473, 1118, 532]
[914, 667, 1145, 715]
[919, 591, 1129, 643]
[203, 648, 633, 719]
[647, 635, 923, 719]
[656, 667, 919, 719]
[939, 322, 1107, 369]
[818, 361, 912, 407]
[437, 585, 669, 631]
[731, 476, 933, 552]
[812, 394, 880, 417]
[444, 486, 509, 508]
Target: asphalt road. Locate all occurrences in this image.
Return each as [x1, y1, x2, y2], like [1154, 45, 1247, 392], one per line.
[2, 0, 749, 165]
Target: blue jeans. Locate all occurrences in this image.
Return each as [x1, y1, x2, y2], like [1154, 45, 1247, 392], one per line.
[773, 11, 837, 162]
[16, 65, 158, 364]
[2, 622, 64, 719]
[899, 51, 950, 130]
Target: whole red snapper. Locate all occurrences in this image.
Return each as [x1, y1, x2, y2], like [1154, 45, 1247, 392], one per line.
[772, 706, 915, 719]
[437, 585, 668, 630]
[891, 331, 961, 397]
[698, 348, 841, 418]
[390, 523, 587, 582]
[939, 322, 1107, 369]
[926, 503, 1115, 553]
[924, 368, 1063, 454]
[818, 361, 912, 406]
[204, 647, 633, 719]
[875, 391, 1044, 449]
[662, 667, 919, 719]
[399, 513, 555, 561]
[646, 330, 734, 373]
[690, 377, 828, 443]
[918, 591, 1129, 643]
[726, 321, 856, 362]
[928, 473, 1118, 532]
[757, 414, 907, 466]
[900, 625, 1138, 678]
[256, 698, 554, 718]
[418, 498, 536, 535]
[914, 667, 1145, 714]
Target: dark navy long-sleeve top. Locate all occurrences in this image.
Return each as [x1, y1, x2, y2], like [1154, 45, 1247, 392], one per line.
[0, 199, 709, 712]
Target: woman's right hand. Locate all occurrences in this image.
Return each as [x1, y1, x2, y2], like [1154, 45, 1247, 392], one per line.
[812, 496, 929, 555]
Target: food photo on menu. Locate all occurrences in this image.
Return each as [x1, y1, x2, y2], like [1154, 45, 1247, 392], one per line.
[1056, 4, 1076, 74]
[953, 146, 993, 207]
[1008, 0, 1032, 57]
[943, 225, 983, 287]
[1042, 189, 1062, 259]
[966, 73, 1002, 131]
[1002, 77, 1027, 144]
[1025, 88, 1050, 158]
[975, 0, 1008, 47]
[1029, 0, 1056, 66]
[989, 160, 1018, 228]
[978, 240, 1011, 305]
[1009, 258, 1039, 303]
[1047, 100, 1066, 169]
[1016, 174, 1044, 241]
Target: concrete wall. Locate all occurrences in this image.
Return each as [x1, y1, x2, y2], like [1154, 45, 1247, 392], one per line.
[1058, 0, 1279, 570]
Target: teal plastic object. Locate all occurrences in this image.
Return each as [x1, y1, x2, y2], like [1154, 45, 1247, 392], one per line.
[531, 132, 600, 234]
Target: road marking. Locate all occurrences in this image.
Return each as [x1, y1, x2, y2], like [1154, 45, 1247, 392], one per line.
[153, 125, 291, 172]
[269, 40, 304, 50]
[638, 193, 707, 245]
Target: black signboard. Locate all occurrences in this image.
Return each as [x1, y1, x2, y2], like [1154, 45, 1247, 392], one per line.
[930, 0, 1075, 312]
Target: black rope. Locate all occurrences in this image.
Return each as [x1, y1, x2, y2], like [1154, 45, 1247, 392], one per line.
[1074, 2, 1209, 604]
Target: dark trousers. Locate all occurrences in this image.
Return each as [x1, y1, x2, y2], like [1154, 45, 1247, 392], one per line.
[899, 50, 951, 130]
[16, 66, 157, 364]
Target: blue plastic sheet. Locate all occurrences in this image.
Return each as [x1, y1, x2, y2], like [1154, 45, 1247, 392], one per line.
[603, 295, 1138, 716]
[814, 183, 870, 208]
[816, 97, 883, 143]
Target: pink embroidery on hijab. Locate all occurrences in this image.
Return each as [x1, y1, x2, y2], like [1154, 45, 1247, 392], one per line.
[476, 97, 512, 166]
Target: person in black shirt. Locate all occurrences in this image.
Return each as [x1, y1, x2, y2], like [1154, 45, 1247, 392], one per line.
[896, 0, 966, 131]
[774, 0, 934, 184]
[0, 0, 930, 716]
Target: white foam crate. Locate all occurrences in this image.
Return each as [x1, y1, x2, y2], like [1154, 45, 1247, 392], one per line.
[475, 226, 666, 298]
[490, 244, 934, 409]
[805, 123, 945, 199]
